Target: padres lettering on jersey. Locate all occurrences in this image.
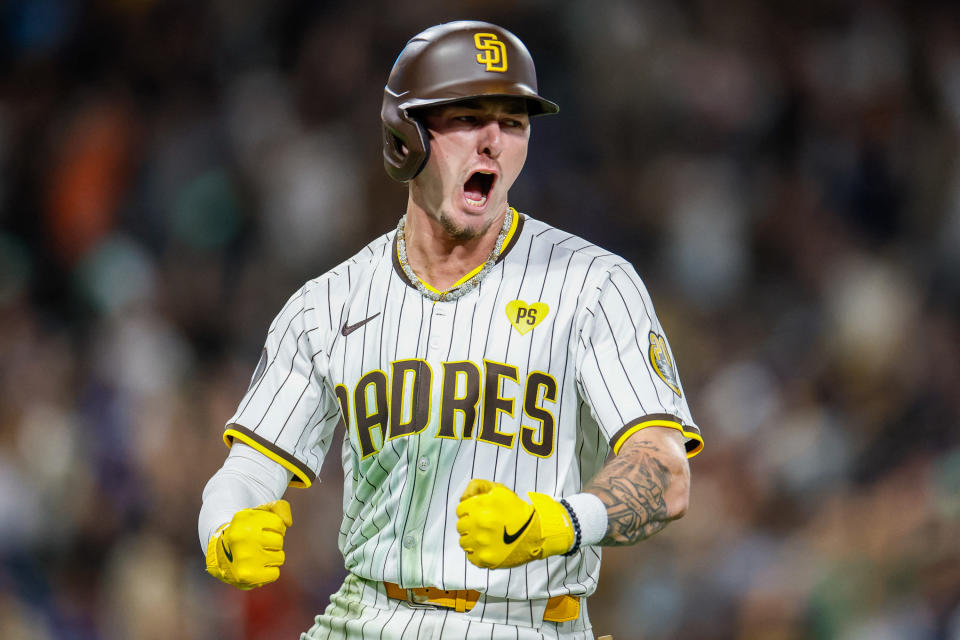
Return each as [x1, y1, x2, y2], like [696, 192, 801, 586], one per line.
[336, 360, 557, 459]
[223, 210, 703, 602]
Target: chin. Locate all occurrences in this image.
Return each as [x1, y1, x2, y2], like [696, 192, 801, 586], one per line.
[439, 205, 501, 240]
[438, 212, 485, 241]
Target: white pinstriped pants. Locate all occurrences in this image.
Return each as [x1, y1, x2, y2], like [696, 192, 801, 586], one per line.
[301, 573, 595, 640]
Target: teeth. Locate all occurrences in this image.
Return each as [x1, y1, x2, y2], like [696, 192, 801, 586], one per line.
[465, 194, 487, 206]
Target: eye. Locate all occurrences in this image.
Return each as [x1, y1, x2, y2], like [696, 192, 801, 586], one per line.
[502, 119, 524, 128]
[455, 115, 478, 124]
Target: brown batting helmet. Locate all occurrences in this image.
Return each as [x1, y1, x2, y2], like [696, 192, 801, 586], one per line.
[381, 21, 559, 182]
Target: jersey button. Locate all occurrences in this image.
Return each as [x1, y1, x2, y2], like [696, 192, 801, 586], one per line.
[403, 534, 416, 549]
[417, 457, 430, 472]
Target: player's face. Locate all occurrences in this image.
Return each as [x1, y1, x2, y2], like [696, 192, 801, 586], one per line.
[410, 98, 530, 240]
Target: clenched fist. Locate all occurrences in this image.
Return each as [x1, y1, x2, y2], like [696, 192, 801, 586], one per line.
[456, 479, 574, 569]
[205, 500, 292, 589]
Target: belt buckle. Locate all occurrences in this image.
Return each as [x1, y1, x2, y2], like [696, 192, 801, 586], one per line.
[404, 589, 438, 610]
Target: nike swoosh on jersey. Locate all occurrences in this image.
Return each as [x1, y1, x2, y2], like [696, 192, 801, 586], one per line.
[503, 512, 535, 544]
[341, 313, 381, 336]
[221, 538, 234, 563]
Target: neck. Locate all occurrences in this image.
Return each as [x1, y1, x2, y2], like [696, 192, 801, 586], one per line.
[402, 200, 509, 291]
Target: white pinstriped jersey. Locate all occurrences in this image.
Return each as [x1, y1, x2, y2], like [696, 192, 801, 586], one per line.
[224, 210, 703, 602]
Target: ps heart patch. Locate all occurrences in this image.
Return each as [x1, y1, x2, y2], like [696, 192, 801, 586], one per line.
[648, 331, 682, 396]
[506, 300, 549, 335]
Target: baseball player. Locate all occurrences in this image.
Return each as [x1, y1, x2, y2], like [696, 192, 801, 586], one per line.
[199, 21, 702, 640]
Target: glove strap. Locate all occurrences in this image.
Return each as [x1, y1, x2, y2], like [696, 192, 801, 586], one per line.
[205, 523, 231, 579]
[528, 492, 576, 557]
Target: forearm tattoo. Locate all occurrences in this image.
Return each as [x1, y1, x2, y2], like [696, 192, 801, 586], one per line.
[586, 440, 672, 546]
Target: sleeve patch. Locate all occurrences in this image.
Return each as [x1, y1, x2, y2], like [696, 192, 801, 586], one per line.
[248, 348, 268, 392]
[648, 331, 682, 397]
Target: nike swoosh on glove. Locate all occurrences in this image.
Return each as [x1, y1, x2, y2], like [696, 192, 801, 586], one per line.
[205, 500, 292, 589]
[455, 479, 574, 569]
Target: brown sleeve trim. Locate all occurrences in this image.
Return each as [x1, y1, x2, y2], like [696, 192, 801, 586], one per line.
[609, 413, 704, 458]
[223, 423, 317, 488]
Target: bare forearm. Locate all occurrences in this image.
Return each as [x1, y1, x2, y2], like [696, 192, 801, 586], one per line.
[584, 431, 690, 546]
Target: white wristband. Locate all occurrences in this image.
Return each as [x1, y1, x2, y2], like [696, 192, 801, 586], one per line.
[563, 493, 608, 547]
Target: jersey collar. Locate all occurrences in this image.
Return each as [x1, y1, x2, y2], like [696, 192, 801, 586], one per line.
[392, 209, 525, 295]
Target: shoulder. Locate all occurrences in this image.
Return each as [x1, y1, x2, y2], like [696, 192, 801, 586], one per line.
[301, 230, 396, 296]
[270, 230, 395, 332]
[518, 213, 637, 282]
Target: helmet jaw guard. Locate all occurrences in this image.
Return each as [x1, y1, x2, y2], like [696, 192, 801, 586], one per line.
[381, 88, 432, 183]
[381, 21, 559, 183]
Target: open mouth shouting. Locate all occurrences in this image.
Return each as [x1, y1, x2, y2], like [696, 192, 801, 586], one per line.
[463, 170, 497, 209]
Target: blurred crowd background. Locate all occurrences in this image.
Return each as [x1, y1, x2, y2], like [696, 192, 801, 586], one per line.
[1, 0, 958, 638]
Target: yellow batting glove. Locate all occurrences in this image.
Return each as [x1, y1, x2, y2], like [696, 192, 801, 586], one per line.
[456, 479, 574, 569]
[205, 500, 293, 590]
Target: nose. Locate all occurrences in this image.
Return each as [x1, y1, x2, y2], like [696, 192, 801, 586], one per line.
[477, 119, 502, 158]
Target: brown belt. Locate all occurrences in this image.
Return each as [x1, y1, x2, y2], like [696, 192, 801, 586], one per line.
[383, 582, 580, 623]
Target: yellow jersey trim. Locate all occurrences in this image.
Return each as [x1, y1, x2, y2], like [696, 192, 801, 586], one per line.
[611, 418, 704, 458]
[223, 426, 315, 488]
[416, 207, 521, 293]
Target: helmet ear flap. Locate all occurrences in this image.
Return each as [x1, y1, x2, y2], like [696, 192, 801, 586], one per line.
[381, 103, 430, 182]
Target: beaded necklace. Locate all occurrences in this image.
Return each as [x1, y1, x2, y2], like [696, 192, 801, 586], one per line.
[396, 206, 513, 302]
